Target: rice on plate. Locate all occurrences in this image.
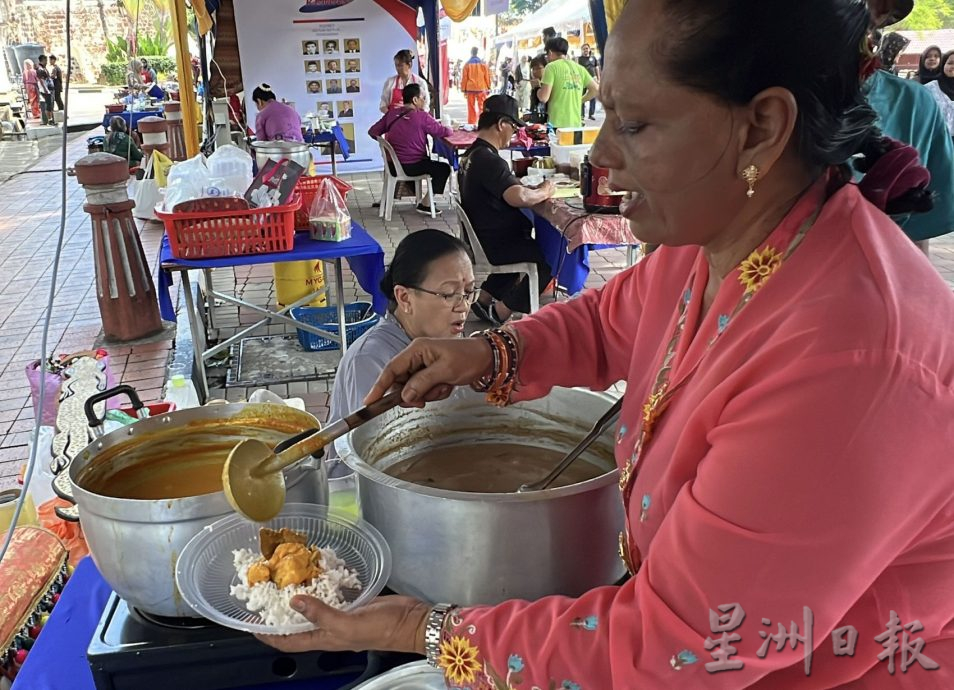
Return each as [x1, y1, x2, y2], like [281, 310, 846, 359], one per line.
[231, 547, 362, 627]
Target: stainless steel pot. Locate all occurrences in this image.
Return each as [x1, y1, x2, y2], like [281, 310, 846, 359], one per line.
[251, 140, 312, 170]
[68, 399, 328, 618]
[336, 388, 626, 605]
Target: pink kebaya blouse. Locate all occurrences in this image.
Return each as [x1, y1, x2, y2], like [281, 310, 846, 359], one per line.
[437, 181, 954, 689]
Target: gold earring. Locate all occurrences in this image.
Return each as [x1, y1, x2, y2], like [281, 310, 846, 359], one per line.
[741, 164, 760, 198]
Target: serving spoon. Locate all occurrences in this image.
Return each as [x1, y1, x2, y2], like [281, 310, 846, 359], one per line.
[517, 396, 624, 492]
[223, 391, 404, 521]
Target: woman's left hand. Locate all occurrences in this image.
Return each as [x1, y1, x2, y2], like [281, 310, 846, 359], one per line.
[256, 595, 431, 654]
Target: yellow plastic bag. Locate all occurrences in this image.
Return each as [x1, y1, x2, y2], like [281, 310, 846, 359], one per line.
[152, 150, 173, 187]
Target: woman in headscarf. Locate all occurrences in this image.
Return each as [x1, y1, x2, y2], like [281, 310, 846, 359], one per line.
[104, 116, 144, 167]
[125, 59, 146, 96]
[379, 49, 429, 113]
[261, 0, 954, 686]
[918, 45, 943, 85]
[22, 59, 40, 119]
[925, 50, 954, 136]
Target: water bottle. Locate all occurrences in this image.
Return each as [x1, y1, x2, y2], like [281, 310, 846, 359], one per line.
[164, 374, 200, 409]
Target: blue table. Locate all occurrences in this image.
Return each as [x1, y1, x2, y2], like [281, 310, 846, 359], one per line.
[101, 108, 164, 132]
[12, 557, 364, 690]
[432, 134, 549, 171]
[158, 222, 386, 400]
[305, 126, 351, 175]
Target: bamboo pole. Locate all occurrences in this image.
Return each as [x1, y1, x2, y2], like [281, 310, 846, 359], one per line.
[169, 0, 199, 157]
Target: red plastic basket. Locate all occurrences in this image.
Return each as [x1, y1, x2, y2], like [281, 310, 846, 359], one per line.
[295, 175, 353, 230]
[157, 194, 301, 260]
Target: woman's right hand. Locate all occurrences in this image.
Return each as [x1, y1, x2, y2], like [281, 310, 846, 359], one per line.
[364, 337, 493, 406]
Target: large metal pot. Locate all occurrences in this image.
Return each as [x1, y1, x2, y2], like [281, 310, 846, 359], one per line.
[251, 140, 312, 170]
[336, 388, 626, 605]
[69, 401, 328, 618]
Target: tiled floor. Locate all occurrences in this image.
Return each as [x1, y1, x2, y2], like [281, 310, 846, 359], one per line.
[0, 133, 953, 491]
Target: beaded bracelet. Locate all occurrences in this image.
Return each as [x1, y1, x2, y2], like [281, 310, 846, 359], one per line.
[470, 328, 520, 406]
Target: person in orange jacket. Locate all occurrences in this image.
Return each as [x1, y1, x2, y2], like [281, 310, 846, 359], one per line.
[460, 47, 491, 125]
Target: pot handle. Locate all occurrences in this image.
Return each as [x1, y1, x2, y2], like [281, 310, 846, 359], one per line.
[85, 384, 145, 430]
[274, 427, 324, 459]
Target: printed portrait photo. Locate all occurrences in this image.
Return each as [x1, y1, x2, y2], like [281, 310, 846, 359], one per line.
[302, 40, 319, 56]
[345, 59, 360, 73]
[344, 38, 360, 53]
[306, 80, 322, 94]
[305, 60, 320, 74]
[338, 100, 354, 117]
[325, 59, 341, 74]
[326, 78, 342, 94]
[324, 39, 340, 54]
[317, 101, 333, 118]
[346, 78, 360, 94]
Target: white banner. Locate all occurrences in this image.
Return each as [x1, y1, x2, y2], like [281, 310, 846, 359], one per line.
[234, 0, 418, 173]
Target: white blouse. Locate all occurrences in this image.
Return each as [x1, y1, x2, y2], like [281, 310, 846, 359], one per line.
[379, 73, 430, 113]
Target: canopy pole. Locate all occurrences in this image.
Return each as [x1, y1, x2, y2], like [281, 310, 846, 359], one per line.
[170, 0, 200, 157]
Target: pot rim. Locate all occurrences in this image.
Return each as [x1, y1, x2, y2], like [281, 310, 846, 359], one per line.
[338, 440, 620, 502]
[68, 403, 321, 514]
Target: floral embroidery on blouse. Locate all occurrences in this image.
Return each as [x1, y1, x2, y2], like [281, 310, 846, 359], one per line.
[639, 494, 651, 523]
[683, 288, 692, 304]
[738, 246, 782, 295]
[570, 615, 598, 631]
[438, 635, 482, 686]
[616, 425, 627, 444]
[670, 649, 699, 670]
[717, 314, 730, 334]
[441, 616, 584, 690]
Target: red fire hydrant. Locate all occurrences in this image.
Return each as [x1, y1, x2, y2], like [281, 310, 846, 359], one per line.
[74, 153, 163, 341]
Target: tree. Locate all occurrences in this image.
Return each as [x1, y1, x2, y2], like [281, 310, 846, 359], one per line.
[894, 0, 954, 31]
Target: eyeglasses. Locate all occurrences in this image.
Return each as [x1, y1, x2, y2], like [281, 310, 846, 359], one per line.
[409, 286, 479, 307]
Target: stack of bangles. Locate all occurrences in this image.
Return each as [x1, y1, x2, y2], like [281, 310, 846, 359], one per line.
[470, 327, 519, 406]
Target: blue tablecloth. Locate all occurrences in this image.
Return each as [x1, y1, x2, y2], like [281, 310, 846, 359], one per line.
[532, 212, 615, 295]
[156, 222, 387, 321]
[12, 557, 363, 690]
[305, 125, 351, 160]
[101, 109, 164, 132]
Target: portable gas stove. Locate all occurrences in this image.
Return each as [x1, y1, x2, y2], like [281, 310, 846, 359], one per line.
[87, 592, 419, 690]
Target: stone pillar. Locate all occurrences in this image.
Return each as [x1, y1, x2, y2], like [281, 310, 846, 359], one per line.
[163, 101, 187, 161]
[74, 153, 163, 342]
[137, 115, 171, 160]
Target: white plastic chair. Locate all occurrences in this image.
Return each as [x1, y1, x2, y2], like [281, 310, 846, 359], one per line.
[451, 196, 540, 314]
[377, 136, 436, 221]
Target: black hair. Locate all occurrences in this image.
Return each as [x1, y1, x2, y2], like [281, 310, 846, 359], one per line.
[109, 116, 129, 133]
[394, 50, 414, 66]
[545, 37, 568, 56]
[402, 83, 422, 104]
[37, 54, 46, 62]
[379, 229, 472, 313]
[252, 83, 276, 103]
[529, 56, 547, 70]
[48, 55, 57, 62]
[542, 26, 556, 39]
[657, 0, 931, 215]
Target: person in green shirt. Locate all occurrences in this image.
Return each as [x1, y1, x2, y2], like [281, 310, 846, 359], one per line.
[104, 116, 144, 167]
[537, 37, 598, 130]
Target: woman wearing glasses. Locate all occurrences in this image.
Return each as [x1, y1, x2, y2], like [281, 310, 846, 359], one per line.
[328, 229, 475, 428]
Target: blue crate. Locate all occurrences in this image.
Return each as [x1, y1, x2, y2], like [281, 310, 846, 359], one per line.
[290, 302, 379, 352]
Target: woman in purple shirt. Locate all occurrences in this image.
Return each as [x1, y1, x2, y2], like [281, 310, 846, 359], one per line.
[252, 83, 304, 142]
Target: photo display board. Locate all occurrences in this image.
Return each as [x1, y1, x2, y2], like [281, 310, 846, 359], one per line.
[235, 0, 419, 172]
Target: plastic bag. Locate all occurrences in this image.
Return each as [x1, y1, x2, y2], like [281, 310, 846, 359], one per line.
[37, 498, 89, 567]
[132, 156, 162, 220]
[308, 177, 351, 242]
[206, 144, 253, 197]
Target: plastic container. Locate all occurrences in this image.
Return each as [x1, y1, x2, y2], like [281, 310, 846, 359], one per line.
[274, 260, 327, 308]
[551, 142, 591, 166]
[174, 503, 391, 635]
[555, 125, 601, 146]
[163, 374, 200, 409]
[290, 302, 379, 352]
[207, 144, 254, 197]
[156, 194, 300, 260]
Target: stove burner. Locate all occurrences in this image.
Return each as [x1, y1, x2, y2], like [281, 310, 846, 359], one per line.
[128, 605, 214, 630]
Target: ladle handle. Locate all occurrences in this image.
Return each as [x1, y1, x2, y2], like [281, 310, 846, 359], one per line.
[522, 396, 624, 492]
[254, 390, 405, 476]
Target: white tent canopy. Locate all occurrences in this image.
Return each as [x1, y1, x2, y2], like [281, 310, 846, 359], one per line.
[496, 0, 592, 43]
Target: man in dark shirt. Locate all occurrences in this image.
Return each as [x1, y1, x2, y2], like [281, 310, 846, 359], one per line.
[35, 55, 54, 125]
[49, 55, 64, 111]
[577, 43, 600, 121]
[458, 95, 555, 324]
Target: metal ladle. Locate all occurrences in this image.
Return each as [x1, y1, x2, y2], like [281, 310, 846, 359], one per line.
[223, 391, 404, 521]
[518, 396, 624, 492]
